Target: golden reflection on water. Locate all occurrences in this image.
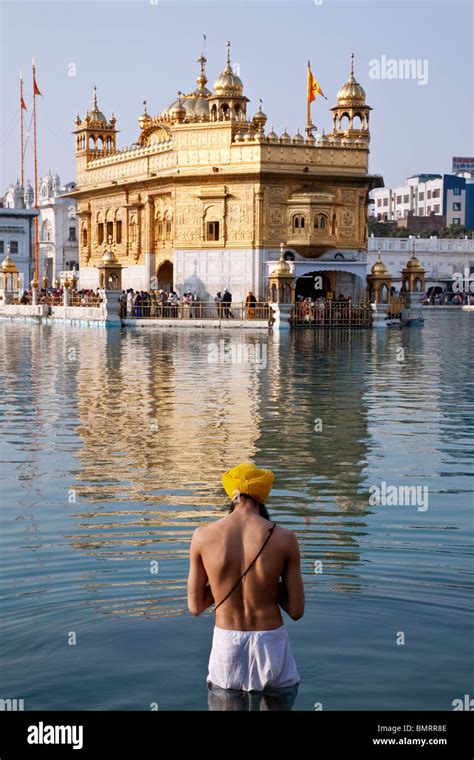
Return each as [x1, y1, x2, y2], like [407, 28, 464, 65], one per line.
[1, 324, 380, 618]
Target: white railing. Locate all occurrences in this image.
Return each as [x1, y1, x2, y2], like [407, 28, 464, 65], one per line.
[369, 236, 474, 253]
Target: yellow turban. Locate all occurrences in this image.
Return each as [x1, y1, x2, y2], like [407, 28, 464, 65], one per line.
[222, 462, 275, 504]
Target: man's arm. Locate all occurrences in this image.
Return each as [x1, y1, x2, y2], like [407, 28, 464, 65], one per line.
[278, 531, 305, 621]
[187, 528, 214, 616]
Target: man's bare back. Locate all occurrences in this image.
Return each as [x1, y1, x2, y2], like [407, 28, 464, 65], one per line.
[188, 502, 305, 631]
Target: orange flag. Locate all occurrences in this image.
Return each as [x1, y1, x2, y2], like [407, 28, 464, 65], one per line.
[307, 61, 326, 102]
[33, 73, 42, 97]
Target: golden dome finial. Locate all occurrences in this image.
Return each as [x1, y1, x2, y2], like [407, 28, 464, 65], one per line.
[196, 50, 208, 92]
[92, 85, 98, 110]
[336, 53, 366, 105]
[213, 42, 244, 96]
[271, 243, 291, 275]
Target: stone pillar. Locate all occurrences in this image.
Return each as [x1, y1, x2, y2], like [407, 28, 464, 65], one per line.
[100, 289, 122, 326]
[371, 302, 389, 328]
[271, 303, 292, 330]
[32, 286, 38, 306]
[63, 287, 70, 307]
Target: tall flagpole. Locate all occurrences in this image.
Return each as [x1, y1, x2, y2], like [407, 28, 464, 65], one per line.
[32, 58, 39, 283]
[20, 72, 25, 187]
[307, 60, 311, 135]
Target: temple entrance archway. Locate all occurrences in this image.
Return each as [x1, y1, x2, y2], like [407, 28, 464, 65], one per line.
[156, 260, 173, 292]
[296, 271, 332, 299]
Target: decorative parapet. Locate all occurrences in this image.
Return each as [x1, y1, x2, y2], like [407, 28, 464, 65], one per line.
[369, 236, 474, 253]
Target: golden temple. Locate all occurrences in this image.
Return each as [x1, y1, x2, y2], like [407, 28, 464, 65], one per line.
[69, 45, 383, 300]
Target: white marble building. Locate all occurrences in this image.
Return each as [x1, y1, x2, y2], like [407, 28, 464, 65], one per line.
[37, 173, 79, 284]
[0, 199, 39, 291]
[1, 174, 79, 286]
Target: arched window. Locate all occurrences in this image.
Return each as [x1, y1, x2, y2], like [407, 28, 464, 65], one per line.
[339, 113, 350, 131]
[82, 226, 88, 247]
[352, 113, 363, 130]
[293, 214, 305, 231]
[41, 221, 51, 241]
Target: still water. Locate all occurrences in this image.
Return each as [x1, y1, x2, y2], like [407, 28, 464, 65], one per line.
[0, 312, 473, 710]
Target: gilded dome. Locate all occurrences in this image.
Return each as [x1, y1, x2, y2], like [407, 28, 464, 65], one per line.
[280, 128, 291, 144]
[102, 249, 118, 264]
[292, 129, 304, 144]
[371, 252, 389, 276]
[138, 100, 152, 130]
[86, 86, 108, 125]
[405, 253, 424, 271]
[252, 101, 267, 129]
[272, 245, 292, 276]
[214, 42, 244, 96]
[337, 55, 366, 106]
[267, 126, 278, 143]
[2, 253, 18, 273]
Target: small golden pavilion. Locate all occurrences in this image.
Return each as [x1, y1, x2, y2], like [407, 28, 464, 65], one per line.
[69, 45, 383, 300]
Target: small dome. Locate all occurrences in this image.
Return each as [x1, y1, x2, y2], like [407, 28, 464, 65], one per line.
[252, 101, 267, 129]
[102, 249, 118, 264]
[371, 252, 389, 276]
[87, 86, 108, 125]
[138, 101, 152, 129]
[272, 257, 291, 275]
[280, 128, 291, 144]
[267, 126, 278, 143]
[169, 96, 187, 122]
[2, 253, 18, 273]
[337, 55, 366, 106]
[214, 43, 244, 96]
[292, 129, 304, 144]
[405, 253, 424, 271]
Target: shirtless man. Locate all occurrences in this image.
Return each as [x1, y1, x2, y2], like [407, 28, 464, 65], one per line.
[187, 463, 305, 695]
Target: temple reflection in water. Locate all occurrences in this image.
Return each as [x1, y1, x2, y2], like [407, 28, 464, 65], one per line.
[63, 327, 375, 615]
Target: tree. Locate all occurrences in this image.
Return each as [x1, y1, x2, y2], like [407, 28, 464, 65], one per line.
[368, 218, 393, 237]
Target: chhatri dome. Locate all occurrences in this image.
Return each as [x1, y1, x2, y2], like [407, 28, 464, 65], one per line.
[336, 53, 366, 106]
[371, 251, 389, 276]
[86, 86, 109, 125]
[213, 41, 244, 96]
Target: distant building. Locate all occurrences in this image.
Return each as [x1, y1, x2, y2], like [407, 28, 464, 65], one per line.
[1, 173, 79, 285]
[0, 184, 38, 289]
[368, 234, 474, 294]
[371, 174, 474, 230]
[37, 172, 79, 283]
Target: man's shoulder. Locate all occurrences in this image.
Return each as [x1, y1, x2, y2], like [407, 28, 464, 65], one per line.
[192, 517, 227, 539]
[273, 524, 298, 545]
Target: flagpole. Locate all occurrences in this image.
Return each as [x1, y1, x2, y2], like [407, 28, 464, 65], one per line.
[20, 72, 24, 187]
[32, 58, 39, 283]
[307, 60, 311, 134]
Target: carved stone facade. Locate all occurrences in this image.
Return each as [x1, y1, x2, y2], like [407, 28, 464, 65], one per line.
[69, 48, 383, 299]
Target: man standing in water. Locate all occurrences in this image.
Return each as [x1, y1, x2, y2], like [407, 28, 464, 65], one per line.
[187, 463, 304, 708]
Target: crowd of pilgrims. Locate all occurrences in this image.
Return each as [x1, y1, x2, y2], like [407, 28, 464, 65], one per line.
[120, 288, 260, 318]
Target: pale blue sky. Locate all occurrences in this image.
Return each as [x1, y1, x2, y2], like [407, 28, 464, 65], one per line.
[1, 0, 472, 190]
